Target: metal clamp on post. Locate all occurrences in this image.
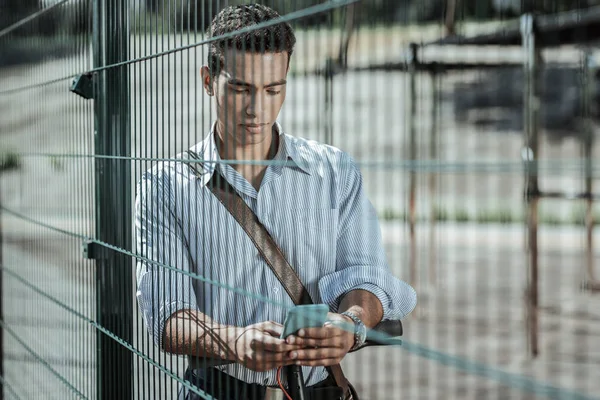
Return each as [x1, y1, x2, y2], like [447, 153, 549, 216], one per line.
[70, 73, 95, 100]
[406, 42, 419, 69]
[82, 240, 101, 260]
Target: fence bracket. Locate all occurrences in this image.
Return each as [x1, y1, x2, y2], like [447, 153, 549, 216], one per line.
[70, 73, 95, 100]
[82, 240, 101, 260]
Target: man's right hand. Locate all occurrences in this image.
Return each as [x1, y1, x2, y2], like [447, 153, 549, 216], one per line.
[229, 321, 301, 372]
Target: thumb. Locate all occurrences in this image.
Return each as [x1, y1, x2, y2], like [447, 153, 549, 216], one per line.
[258, 321, 284, 336]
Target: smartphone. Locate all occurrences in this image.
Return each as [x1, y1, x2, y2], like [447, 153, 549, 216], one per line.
[280, 304, 329, 339]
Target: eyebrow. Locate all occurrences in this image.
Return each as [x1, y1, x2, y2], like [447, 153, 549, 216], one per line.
[227, 78, 287, 88]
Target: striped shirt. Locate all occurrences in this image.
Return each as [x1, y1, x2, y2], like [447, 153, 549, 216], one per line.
[135, 122, 417, 386]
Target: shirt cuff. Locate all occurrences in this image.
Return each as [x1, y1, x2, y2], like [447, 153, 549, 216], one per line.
[157, 300, 196, 350]
[330, 283, 391, 316]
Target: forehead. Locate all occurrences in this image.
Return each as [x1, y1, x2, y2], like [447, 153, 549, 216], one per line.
[220, 50, 289, 85]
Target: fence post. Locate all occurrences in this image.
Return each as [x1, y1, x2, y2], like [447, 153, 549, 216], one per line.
[582, 51, 599, 291]
[324, 59, 334, 145]
[428, 70, 439, 287]
[93, 0, 133, 398]
[521, 13, 542, 358]
[407, 43, 419, 292]
[0, 192, 3, 400]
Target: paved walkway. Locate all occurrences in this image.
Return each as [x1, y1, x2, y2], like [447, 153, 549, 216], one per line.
[2, 221, 599, 399]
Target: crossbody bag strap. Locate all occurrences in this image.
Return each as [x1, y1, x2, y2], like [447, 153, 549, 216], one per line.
[183, 150, 351, 397]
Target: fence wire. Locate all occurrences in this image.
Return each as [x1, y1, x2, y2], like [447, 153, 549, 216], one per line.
[1, 1, 599, 399]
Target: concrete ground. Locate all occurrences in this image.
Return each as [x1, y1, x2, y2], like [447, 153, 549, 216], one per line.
[2, 218, 599, 399]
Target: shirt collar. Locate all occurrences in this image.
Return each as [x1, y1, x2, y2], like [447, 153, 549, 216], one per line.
[188, 122, 312, 179]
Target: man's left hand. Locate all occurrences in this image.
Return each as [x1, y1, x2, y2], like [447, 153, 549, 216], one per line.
[284, 312, 355, 367]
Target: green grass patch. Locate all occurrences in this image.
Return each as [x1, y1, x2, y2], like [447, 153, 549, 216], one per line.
[49, 156, 64, 171]
[569, 207, 587, 226]
[433, 207, 449, 222]
[379, 205, 600, 226]
[380, 208, 405, 221]
[0, 152, 21, 172]
[454, 209, 471, 223]
[539, 212, 563, 226]
[476, 209, 515, 224]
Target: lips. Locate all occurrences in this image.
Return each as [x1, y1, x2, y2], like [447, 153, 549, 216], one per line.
[241, 123, 267, 133]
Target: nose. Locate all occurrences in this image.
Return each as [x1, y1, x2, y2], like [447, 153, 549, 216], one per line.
[245, 91, 264, 117]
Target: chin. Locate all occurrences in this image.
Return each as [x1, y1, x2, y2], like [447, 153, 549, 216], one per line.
[242, 135, 269, 145]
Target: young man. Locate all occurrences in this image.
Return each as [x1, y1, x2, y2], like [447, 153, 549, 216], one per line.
[135, 4, 416, 399]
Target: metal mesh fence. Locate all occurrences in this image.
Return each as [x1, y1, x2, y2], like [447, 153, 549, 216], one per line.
[1, 0, 599, 399]
[1, 0, 96, 398]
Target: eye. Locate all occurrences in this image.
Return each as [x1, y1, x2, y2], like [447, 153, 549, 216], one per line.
[267, 90, 281, 96]
[229, 85, 249, 94]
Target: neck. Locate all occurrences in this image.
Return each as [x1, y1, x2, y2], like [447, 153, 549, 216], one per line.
[215, 123, 278, 163]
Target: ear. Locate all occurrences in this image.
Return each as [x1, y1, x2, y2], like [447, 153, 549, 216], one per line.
[200, 66, 214, 96]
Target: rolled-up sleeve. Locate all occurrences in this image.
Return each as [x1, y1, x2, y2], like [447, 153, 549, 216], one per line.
[135, 168, 198, 348]
[318, 155, 417, 320]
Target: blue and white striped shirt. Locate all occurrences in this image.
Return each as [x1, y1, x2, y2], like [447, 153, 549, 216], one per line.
[135, 122, 417, 386]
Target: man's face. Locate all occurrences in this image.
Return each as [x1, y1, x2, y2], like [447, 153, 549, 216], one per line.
[208, 50, 289, 147]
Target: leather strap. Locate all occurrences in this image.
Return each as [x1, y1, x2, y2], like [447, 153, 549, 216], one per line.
[208, 173, 313, 306]
[183, 151, 351, 397]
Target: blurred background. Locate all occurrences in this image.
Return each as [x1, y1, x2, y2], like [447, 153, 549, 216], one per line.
[1, 0, 599, 399]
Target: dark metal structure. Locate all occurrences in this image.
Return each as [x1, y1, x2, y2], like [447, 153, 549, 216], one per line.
[404, 6, 600, 357]
[92, 0, 133, 397]
[435, 5, 600, 47]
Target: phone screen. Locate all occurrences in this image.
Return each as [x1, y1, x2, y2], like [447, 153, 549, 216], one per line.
[280, 304, 329, 339]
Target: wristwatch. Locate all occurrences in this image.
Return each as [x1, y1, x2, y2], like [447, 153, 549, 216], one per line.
[341, 311, 367, 351]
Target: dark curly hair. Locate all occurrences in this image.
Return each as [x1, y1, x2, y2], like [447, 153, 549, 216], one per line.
[207, 3, 296, 77]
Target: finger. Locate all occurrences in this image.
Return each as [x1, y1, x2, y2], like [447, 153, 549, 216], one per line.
[250, 334, 303, 352]
[325, 319, 354, 334]
[256, 349, 293, 363]
[287, 336, 345, 348]
[297, 326, 336, 340]
[287, 322, 349, 345]
[258, 321, 284, 337]
[249, 349, 300, 371]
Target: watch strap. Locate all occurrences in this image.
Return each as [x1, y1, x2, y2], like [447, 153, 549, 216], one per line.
[341, 311, 367, 351]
